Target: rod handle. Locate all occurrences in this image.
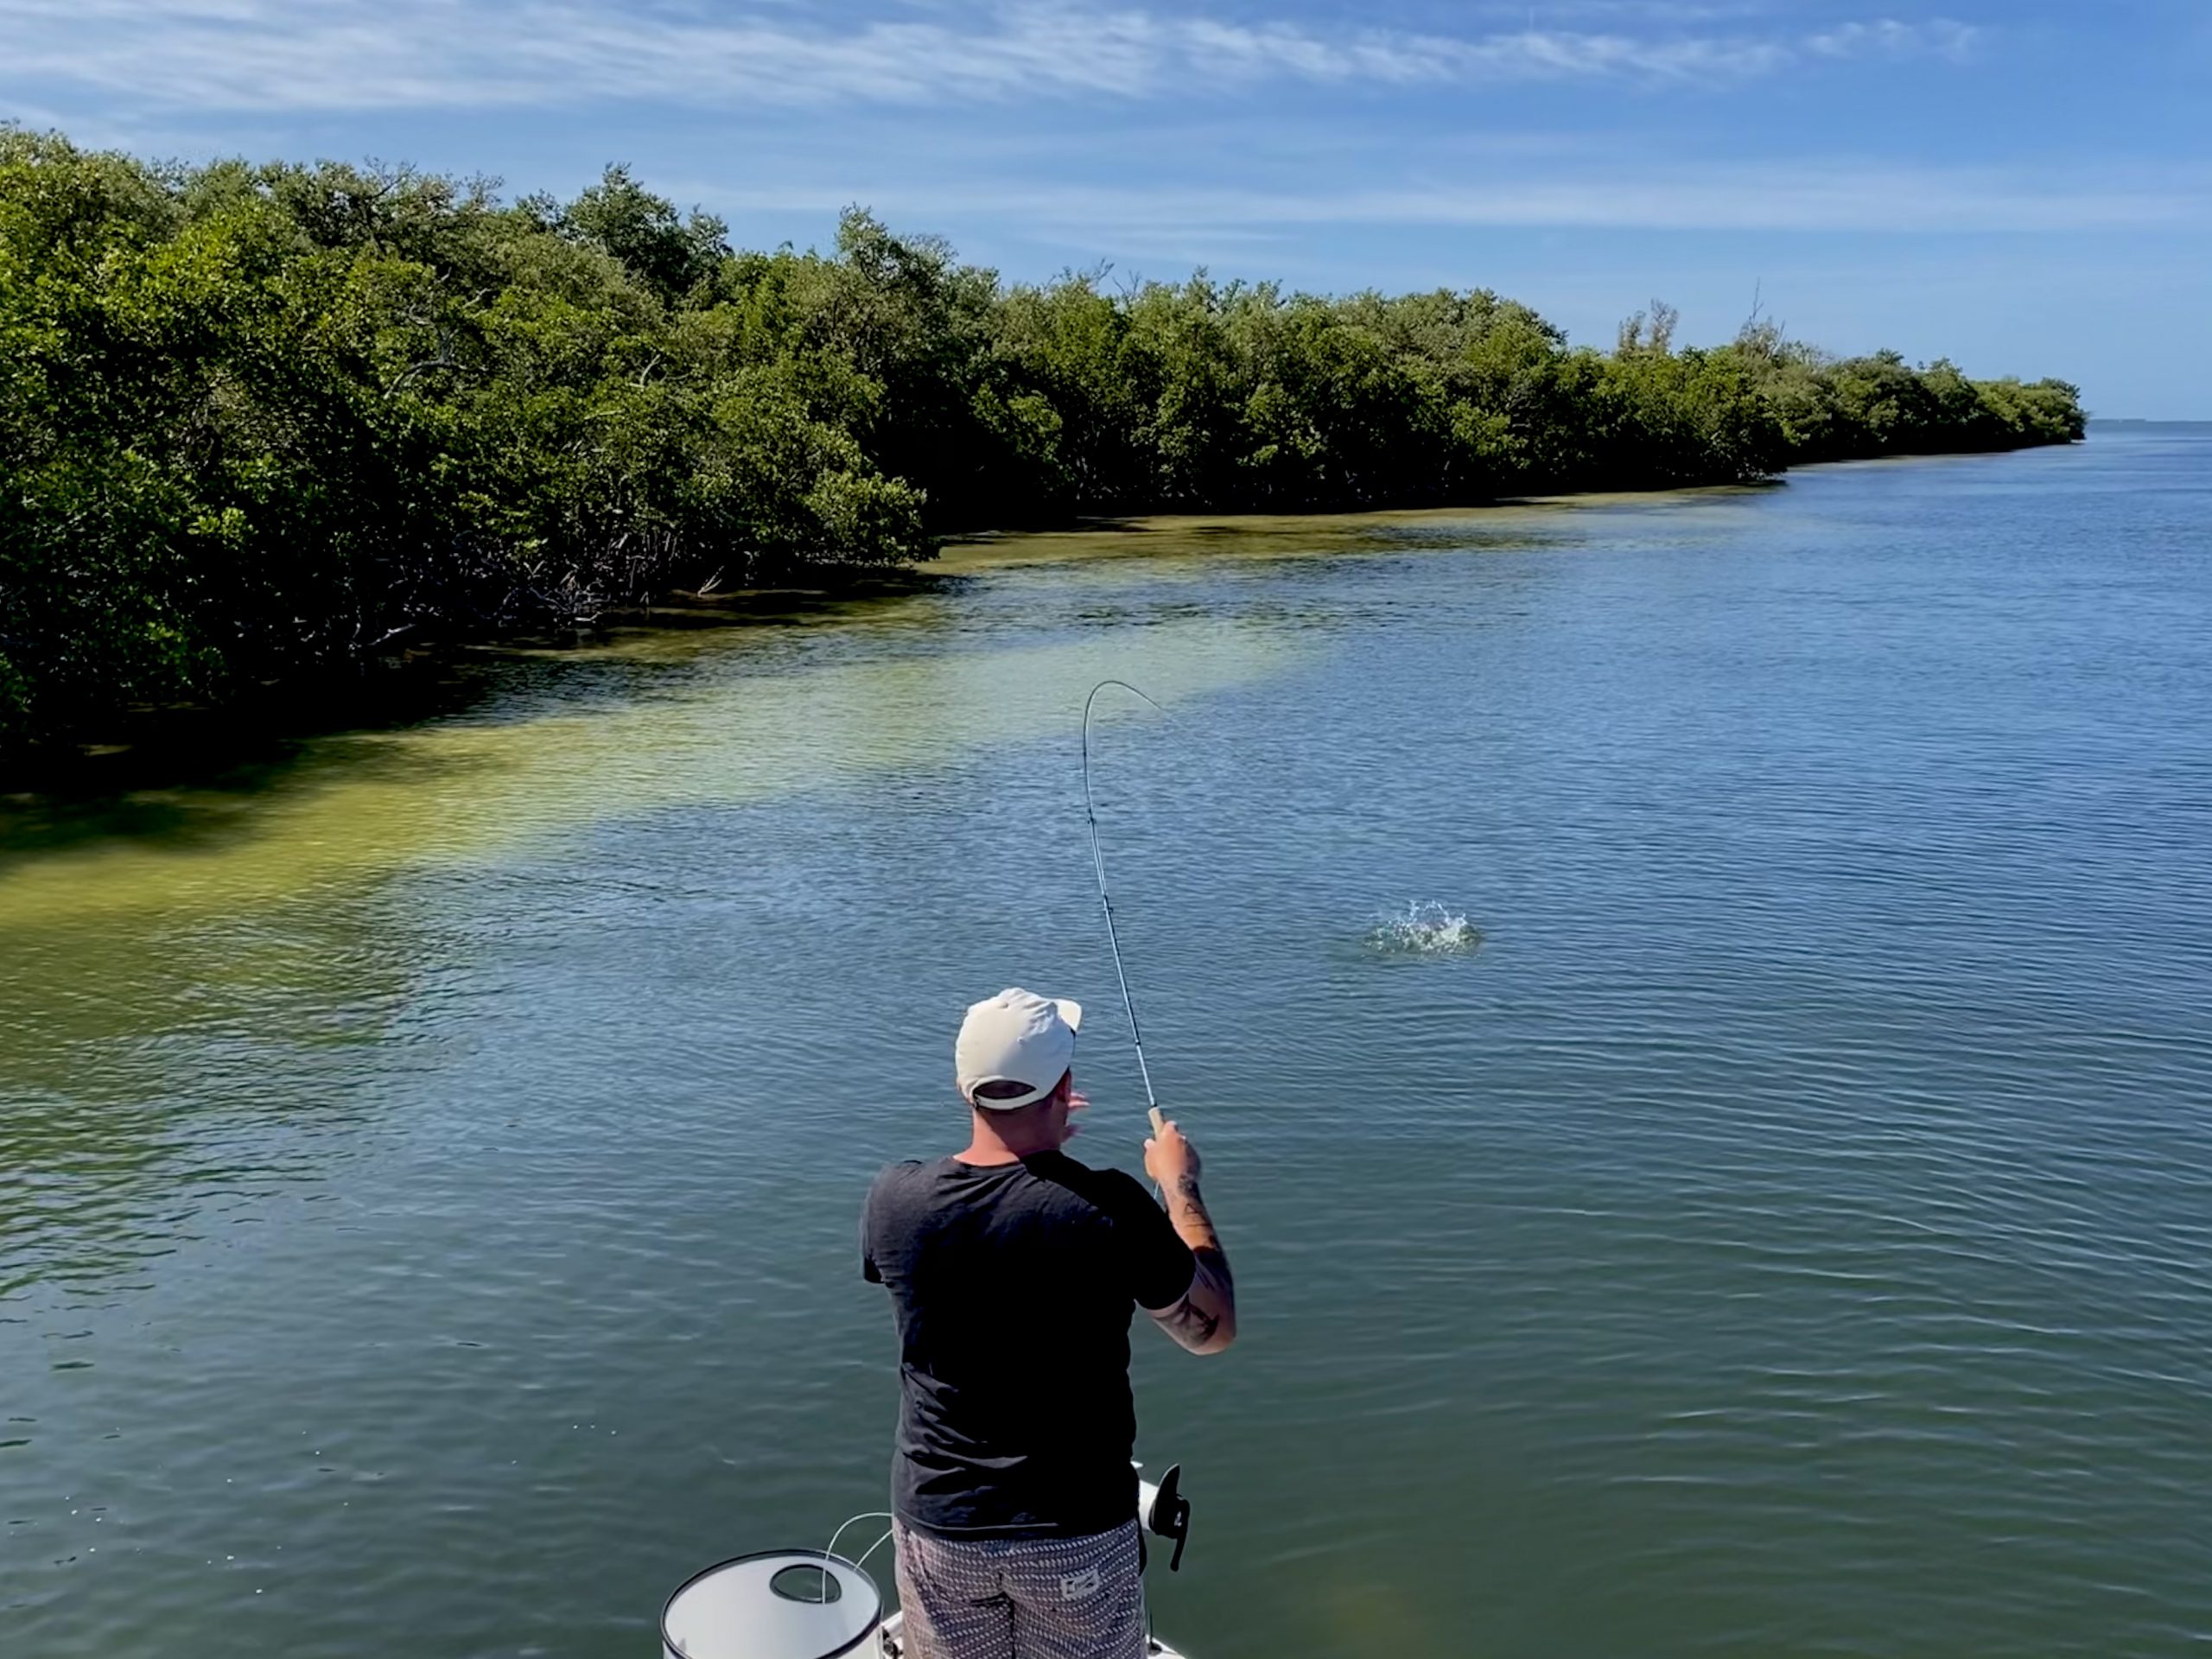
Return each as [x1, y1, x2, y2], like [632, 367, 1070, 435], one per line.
[1148, 1108, 1166, 1135]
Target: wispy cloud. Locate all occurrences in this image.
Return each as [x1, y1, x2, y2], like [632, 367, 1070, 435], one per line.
[695, 161, 2204, 244]
[0, 0, 1982, 112]
[1805, 17, 1978, 61]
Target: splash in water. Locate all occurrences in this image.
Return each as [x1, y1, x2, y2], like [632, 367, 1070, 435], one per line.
[1364, 901, 1482, 956]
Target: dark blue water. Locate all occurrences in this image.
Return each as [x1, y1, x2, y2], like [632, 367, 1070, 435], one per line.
[3, 427, 2209, 1657]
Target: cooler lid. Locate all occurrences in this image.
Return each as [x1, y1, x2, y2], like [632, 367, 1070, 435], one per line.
[662, 1550, 882, 1659]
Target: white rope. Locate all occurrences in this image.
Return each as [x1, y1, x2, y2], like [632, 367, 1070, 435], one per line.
[824, 1510, 893, 1560]
[852, 1526, 896, 1577]
[819, 1510, 894, 1601]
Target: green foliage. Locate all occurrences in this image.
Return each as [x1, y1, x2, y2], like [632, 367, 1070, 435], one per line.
[0, 135, 925, 746]
[531, 164, 729, 305]
[0, 133, 2086, 752]
[1723, 321, 2084, 459]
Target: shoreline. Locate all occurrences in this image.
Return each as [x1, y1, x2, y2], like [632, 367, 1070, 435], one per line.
[0, 440, 2080, 796]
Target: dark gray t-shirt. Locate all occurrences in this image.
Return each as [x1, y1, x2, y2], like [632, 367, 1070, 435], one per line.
[861, 1152, 1196, 1538]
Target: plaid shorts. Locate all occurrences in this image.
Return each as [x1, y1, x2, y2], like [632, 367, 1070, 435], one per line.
[891, 1517, 1146, 1659]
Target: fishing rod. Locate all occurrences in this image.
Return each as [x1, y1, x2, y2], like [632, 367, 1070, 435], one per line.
[1081, 679, 1167, 1136]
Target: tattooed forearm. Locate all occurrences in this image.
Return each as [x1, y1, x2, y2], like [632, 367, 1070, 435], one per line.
[1167, 1176, 1221, 1250]
[1156, 1291, 1221, 1349]
[1189, 1244, 1232, 1300]
[1151, 1185, 1236, 1354]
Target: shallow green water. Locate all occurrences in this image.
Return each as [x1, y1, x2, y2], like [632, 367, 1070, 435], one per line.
[5, 429, 2210, 1657]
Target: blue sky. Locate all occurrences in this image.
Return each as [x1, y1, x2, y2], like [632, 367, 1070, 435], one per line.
[5, 1, 2207, 415]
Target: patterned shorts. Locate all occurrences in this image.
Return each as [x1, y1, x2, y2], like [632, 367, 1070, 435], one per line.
[891, 1517, 1146, 1659]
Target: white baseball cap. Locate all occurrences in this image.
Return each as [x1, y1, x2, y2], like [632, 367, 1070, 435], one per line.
[956, 988, 1083, 1110]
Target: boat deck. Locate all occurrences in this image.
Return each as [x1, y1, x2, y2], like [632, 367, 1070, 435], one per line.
[877, 1611, 1185, 1656]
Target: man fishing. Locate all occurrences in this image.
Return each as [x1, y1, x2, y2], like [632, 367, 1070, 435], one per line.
[861, 988, 1237, 1659]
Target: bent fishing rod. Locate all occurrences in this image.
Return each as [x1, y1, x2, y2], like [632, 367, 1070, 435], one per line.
[1081, 679, 1168, 1137]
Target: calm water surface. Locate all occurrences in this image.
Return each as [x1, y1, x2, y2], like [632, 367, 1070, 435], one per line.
[4, 429, 2210, 1657]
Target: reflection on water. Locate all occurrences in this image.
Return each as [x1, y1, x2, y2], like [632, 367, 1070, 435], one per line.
[931, 492, 1767, 575]
[0, 911, 411, 1300]
[5, 436, 2212, 1659]
[0, 619, 1290, 930]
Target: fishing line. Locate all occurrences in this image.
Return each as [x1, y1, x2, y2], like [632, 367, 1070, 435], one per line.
[1082, 679, 1168, 1134]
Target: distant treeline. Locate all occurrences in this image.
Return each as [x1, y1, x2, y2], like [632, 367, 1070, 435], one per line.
[1, 132, 2083, 751]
